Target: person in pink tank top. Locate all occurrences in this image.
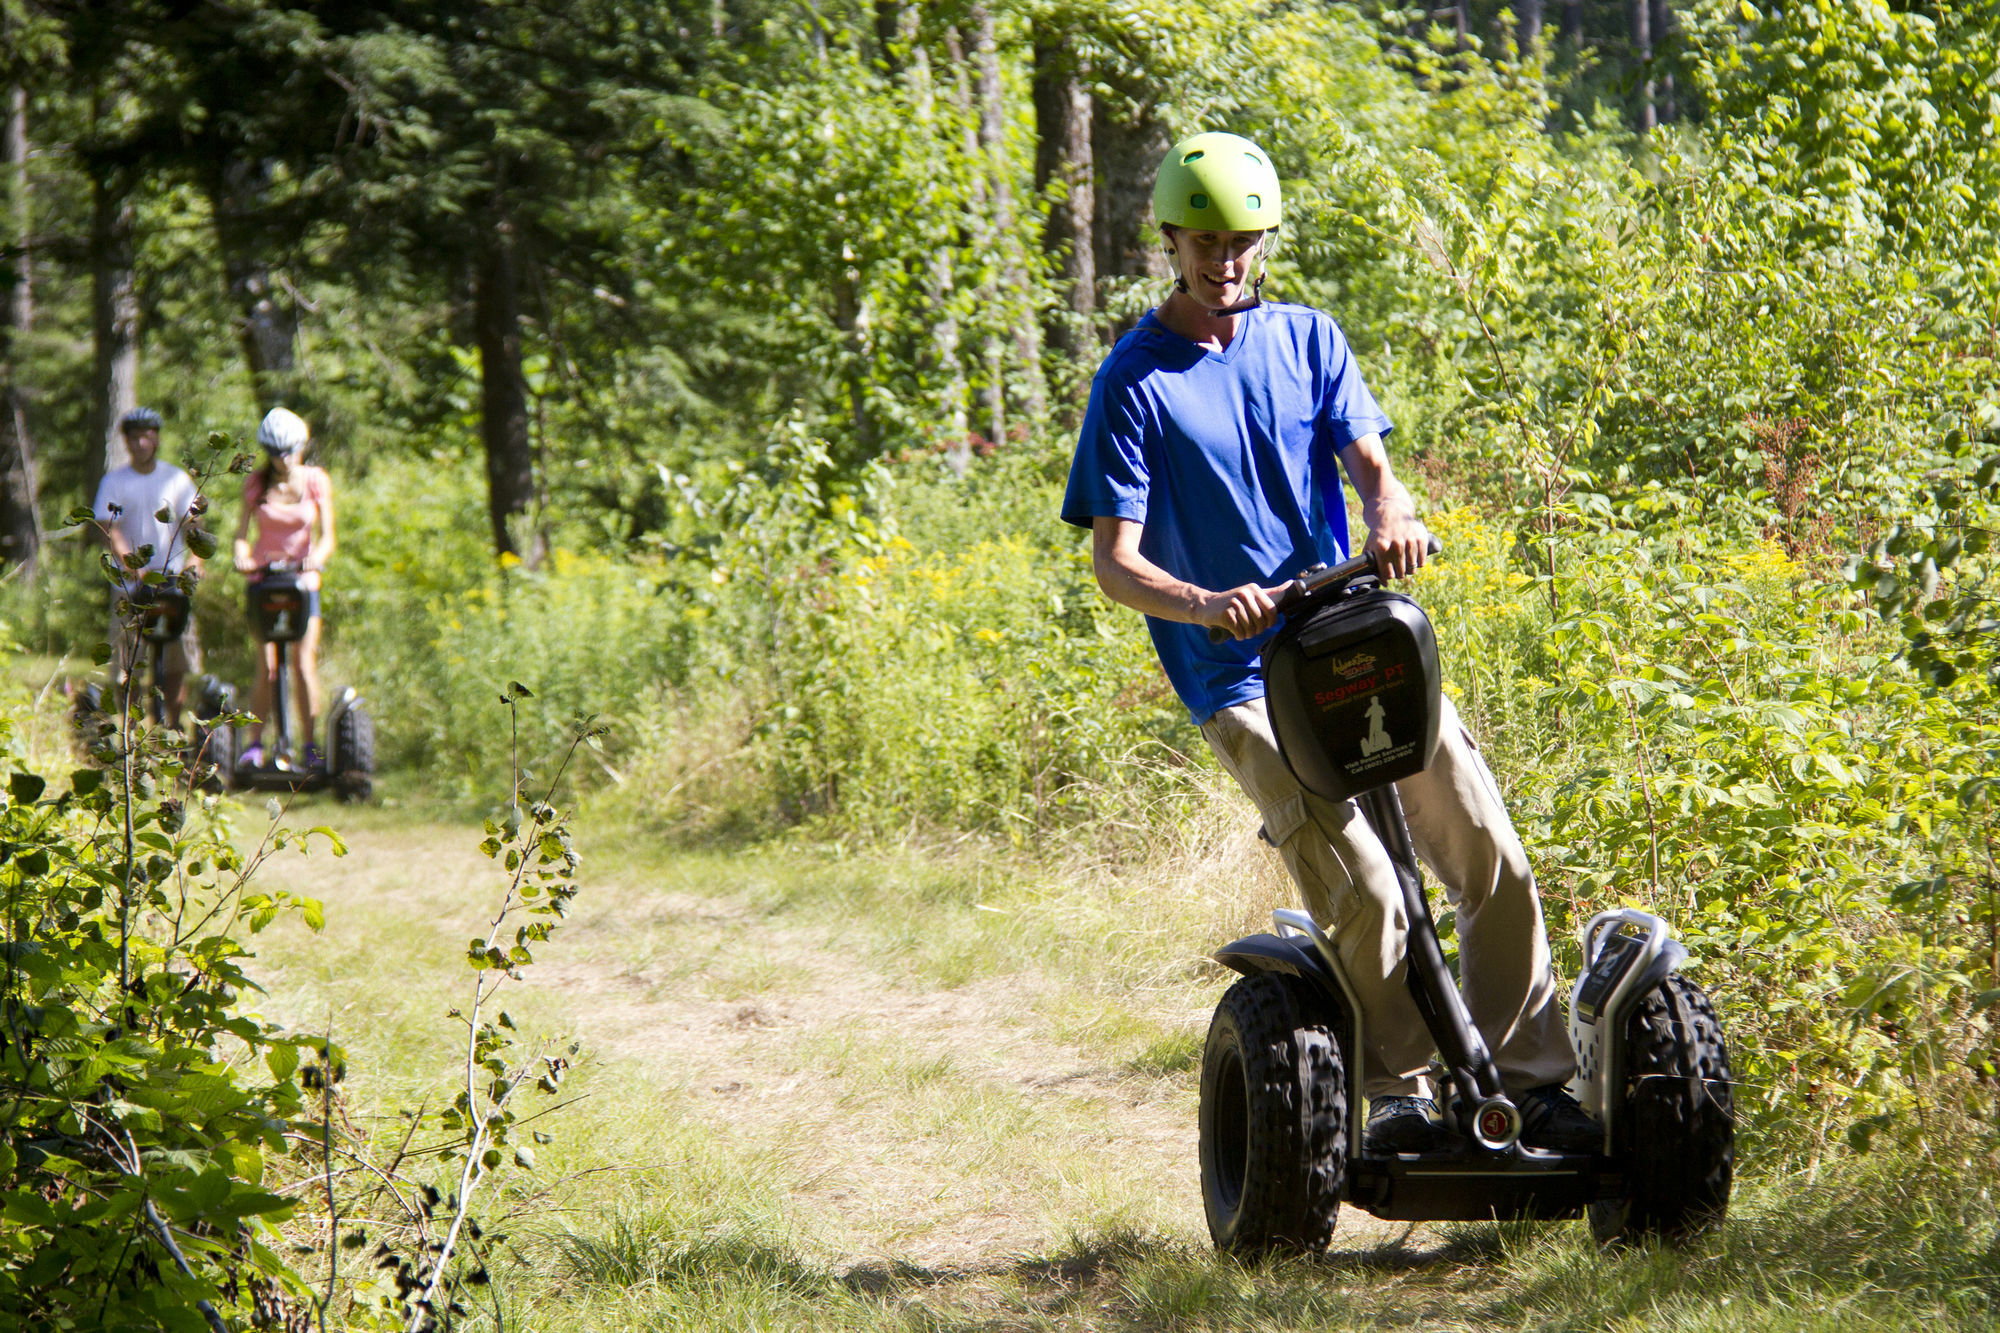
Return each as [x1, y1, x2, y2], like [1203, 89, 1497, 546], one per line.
[230, 407, 338, 768]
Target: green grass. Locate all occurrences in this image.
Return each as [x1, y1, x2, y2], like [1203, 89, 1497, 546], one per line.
[235, 805, 2000, 1332]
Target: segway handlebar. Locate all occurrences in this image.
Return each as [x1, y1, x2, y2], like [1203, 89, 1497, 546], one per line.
[1206, 535, 1443, 644]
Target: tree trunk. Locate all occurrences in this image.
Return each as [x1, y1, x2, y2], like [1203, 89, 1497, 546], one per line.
[1560, 0, 1583, 45]
[905, 29, 968, 472]
[874, 0, 901, 74]
[0, 83, 40, 575]
[1651, 0, 1676, 122]
[1455, 0, 1472, 50]
[1519, 0, 1544, 51]
[971, 4, 1044, 432]
[207, 158, 299, 409]
[89, 173, 138, 479]
[1032, 37, 1095, 380]
[832, 274, 876, 459]
[1091, 94, 1170, 339]
[1630, 0, 1655, 132]
[474, 212, 542, 567]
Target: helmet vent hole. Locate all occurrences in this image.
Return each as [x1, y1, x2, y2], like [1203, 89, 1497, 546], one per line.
[1183, 150, 1206, 163]
[1190, 193, 1209, 209]
[1246, 194, 1262, 209]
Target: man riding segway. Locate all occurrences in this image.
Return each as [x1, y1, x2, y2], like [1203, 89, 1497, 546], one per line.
[91, 407, 202, 728]
[1060, 132, 1599, 1156]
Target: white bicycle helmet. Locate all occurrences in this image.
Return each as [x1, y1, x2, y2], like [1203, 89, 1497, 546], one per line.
[256, 406, 310, 455]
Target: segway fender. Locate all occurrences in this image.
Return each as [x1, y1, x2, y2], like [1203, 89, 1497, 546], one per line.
[1568, 909, 1689, 1151]
[1218, 910, 1369, 1159]
[1217, 932, 1342, 993]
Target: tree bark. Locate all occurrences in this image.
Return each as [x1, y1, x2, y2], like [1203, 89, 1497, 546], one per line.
[207, 157, 299, 409]
[1091, 93, 1170, 339]
[1032, 37, 1095, 378]
[874, 0, 902, 74]
[1455, 0, 1472, 50]
[1630, 0, 1655, 132]
[906, 37, 969, 473]
[0, 83, 40, 575]
[1651, 0, 1676, 123]
[831, 274, 876, 460]
[945, 24, 1003, 456]
[1519, 0, 1544, 51]
[474, 212, 542, 567]
[89, 173, 138, 479]
[1560, 0, 1584, 45]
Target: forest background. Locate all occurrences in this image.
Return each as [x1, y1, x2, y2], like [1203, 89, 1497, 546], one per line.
[3, 0, 2000, 1325]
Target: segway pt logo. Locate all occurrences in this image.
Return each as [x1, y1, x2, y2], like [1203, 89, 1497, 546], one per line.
[1359, 696, 1393, 757]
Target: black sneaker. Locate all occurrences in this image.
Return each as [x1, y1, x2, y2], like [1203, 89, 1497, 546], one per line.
[1518, 1083, 1601, 1153]
[1364, 1095, 1452, 1154]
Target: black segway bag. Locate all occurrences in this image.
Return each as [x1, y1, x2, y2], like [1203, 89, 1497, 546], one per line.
[1260, 589, 1442, 803]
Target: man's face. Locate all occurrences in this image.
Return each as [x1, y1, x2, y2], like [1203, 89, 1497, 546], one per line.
[1163, 226, 1266, 311]
[124, 427, 160, 468]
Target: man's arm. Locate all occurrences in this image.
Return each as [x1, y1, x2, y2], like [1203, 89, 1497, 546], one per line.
[1091, 517, 1286, 641]
[1338, 432, 1430, 580]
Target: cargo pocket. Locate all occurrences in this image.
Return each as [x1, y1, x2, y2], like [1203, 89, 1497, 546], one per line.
[1257, 790, 1308, 849]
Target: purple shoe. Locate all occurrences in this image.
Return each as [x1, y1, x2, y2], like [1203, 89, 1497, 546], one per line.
[304, 744, 324, 771]
[238, 743, 266, 770]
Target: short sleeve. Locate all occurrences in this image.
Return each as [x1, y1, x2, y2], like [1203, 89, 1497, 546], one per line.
[1061, 366, 1153, 530]
[1316, 317, 1392, 449]
[307, 467, 332, 511]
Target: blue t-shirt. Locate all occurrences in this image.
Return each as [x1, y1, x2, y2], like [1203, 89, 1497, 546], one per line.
[1061, 302, 1393, 725]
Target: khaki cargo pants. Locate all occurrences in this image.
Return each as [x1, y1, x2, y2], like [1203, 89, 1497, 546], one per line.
[1201, 691, 1575, 1099]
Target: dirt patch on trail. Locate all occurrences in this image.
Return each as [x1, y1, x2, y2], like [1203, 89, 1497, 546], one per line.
[259, 818, 1406, 1269]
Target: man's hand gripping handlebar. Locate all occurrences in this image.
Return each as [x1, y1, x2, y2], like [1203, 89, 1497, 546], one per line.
[1205, 536, 1444, 644]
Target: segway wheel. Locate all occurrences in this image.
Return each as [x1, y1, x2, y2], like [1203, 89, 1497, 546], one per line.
[1589, 974, 1734, 1246]
[1198, 972, 1346, 1255]
[331, 703, 375, 803]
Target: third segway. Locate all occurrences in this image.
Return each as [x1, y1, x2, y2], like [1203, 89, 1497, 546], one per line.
[237, 563, 375, 801]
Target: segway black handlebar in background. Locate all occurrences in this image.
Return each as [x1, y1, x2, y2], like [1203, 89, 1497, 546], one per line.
[1207, 536, 1445, 644]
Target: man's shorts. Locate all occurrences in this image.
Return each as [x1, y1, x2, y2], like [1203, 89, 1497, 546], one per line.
[108, 603, 202, 681]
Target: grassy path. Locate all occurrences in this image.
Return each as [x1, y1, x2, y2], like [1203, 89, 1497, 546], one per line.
[243, 804, 1996, 1331]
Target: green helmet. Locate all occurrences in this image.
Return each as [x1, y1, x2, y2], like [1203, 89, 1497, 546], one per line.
[1153, 132, 1282, 232]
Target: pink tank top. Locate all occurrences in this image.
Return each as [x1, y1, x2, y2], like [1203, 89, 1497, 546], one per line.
[245, 466, 331, 589]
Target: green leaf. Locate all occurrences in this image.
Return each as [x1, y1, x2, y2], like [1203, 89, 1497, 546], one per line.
[8, 773, 45, 805]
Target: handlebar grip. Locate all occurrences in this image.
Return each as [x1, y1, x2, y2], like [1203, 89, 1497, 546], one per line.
[1204, 536, 1443, 644]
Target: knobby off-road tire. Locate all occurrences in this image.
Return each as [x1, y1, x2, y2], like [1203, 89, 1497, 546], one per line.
[331, 704, 375, 803]
[1589, 973, 1734, 1246]
[1199, 972, 1347, 1255]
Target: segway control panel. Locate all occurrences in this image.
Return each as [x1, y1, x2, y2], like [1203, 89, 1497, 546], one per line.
[1262, 590, 1442, 803]
[247, 573, 311, 643]
[131, 586, 191, 644]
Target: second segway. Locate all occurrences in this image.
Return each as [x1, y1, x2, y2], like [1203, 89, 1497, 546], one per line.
[236, 564, 375, 801]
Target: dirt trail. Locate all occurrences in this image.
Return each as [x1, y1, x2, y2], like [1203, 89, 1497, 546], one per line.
[259, 814, 1406, 1270]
